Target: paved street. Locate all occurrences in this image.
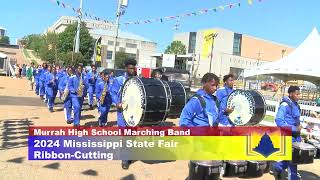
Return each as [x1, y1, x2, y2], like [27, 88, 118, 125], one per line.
[0, 76, 319, 180]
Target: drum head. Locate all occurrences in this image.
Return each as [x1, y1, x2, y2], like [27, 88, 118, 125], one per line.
[227, 90, 254, 125]
[121, 78, 145, 127]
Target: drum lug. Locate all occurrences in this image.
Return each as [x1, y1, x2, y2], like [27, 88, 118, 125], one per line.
[208, 166, 212, 175]
[195, 165, 198, 174]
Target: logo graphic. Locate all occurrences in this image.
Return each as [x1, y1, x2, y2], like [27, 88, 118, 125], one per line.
[247, 131, 286, 158]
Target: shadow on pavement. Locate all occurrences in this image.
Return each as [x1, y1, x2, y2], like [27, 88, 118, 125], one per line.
[0, 118, 33, 150]
[0, 96, 47, 106]
[298, 170, 320, 180]
[81, 115, 95, 120]
[81, 169, 98, 176]
[43, 162, 60, 170]
[121, 174, 136, 180]
[7, 157, 25, 163]
[141, 160, 176, 164]
[84, 121, 99, 127]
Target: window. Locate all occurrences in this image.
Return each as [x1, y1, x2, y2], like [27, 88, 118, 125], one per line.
[188, 32, 197, 53]
[126, 43, 137, 48]
[119, 47, 125, 52]
[108, 41, 114, 45]
[126, 53, 136, 59]
[106, 51, 112, 60]
[233, 33, 242, 56]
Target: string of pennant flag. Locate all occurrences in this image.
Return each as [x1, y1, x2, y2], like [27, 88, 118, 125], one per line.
[50, 0, 264, 28]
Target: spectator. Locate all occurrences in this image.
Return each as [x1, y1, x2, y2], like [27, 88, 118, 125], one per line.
[18, 64, 22, 78]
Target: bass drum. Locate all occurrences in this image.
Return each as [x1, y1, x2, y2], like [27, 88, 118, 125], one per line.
[121, 77, 169, 126]
[163, 81, 187, 118]
[226, 90, 266, 126]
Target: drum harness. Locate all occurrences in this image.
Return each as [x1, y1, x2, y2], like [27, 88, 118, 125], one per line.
[189, 94, 219, 126]
[279, 100, 301, 138]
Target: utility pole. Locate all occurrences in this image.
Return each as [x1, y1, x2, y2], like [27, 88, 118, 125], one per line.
[111, 0, 123, 68]
[75, 0, 83, 53]
[205, 33, 218, 73]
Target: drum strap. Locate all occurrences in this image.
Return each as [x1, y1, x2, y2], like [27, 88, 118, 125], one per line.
[190, 94, 218, 126]
[279, 101, 301, 116]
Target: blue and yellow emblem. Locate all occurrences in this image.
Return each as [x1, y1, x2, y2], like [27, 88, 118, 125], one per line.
[246, 130, 292, 160]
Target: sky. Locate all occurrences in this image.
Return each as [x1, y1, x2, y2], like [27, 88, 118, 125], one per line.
[1, 0, 320, 52]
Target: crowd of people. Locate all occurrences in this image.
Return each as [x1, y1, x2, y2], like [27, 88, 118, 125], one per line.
[24, 58, 305, 179]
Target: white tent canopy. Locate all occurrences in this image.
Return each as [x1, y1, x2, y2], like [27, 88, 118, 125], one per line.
[244, 28, 320, 85]
[0, 52, 7, 58]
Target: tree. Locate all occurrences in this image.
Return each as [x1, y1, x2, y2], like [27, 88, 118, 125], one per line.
[0, 36, 10, 44]
[22, 34, 44, 54]
[59, 52, 84, 67]
[39, 32, 59, 64]
[164, 41, 187, 55]
[58, 22, 94, 65]
[115, 51, 129, 69]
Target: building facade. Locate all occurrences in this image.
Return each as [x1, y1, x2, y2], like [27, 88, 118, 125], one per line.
[173, 28, 294, 79]
[0, 26, 6, 37]
[46, 16, 157, 68]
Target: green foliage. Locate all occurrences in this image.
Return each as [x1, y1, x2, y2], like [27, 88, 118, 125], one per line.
[23, 22, 94, 66]
[58, 22, 94, 64]
[59, 52, 84, 67]
[115, 51, 129, 69]
[22, 34, 44, 54]
[0, 36, 10, 44]
[164, 41, 187, 55]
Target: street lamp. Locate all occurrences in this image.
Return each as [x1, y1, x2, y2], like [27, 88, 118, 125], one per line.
[75, 0, 83, 53]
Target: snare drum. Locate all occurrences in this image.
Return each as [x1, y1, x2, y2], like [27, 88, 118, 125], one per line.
[292, 142, 316, 164]
[188, 161, 223, 180]
[227, 90, 266, 126]
[245, 161, 267, 177]
[306, 139, 320, 158]
[223, 161, 248, 177]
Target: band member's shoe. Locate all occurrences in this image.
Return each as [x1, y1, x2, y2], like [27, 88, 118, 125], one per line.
[40, 96, 44, 100]
[89, 105, 93, 110]
[122, 160, 130, 170]
[49, 108, 54, 113]
[67, 119, 74, 124]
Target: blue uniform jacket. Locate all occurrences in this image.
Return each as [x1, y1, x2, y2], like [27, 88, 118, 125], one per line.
[39, 68, 47, 82]
[96, 80, 112, 106]
[86, 71, 98, 86]
[58, 74, 69, 92]
[67, 73, 87, 98]
[275, 96, 301, 133]
[95, 77, 103, 93]
[110, 73, 129, 126]
[216, 85, 234, 126]
[179, 89, 219, 127]
[45, 72, 58, 96]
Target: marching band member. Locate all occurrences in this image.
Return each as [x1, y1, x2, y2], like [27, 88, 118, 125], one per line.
[38, 63, 48, 100]
[45, 65, 58, 112]
[56, 65, 66, 100]
[67, 65, 86, 127]
[34, 65, 41, 96]
[59, 67, 73, 124]
[76, 64, 88, 114]
[95, 71, 105, 113]
[216, 74, 235, 126]
[110, 58, 137, 169]
[272, 86, 302, 180]
[95, 71, 112, 126]
[86, 64, 98, 109]
[180, 73, 220, 127]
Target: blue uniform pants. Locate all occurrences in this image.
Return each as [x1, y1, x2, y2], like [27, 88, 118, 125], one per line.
[117, 111, 126, 127]
[87, 86, 95, 106]
[273, 136, 302, 180]
[39, 81, 45, 96]
[71, 97, 81, 125]
[63, 97, 72, 122]
[98, 105, 111, 125]
[35, 79, 39, 95]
